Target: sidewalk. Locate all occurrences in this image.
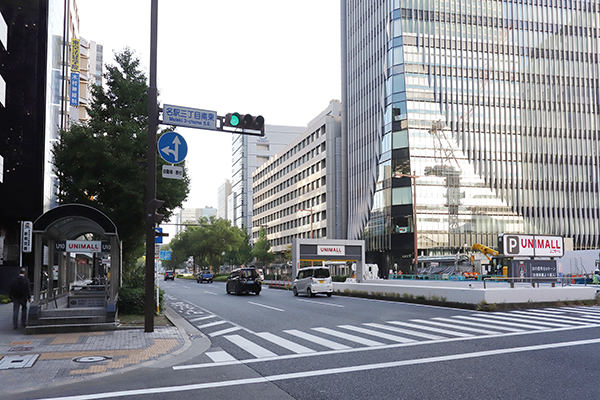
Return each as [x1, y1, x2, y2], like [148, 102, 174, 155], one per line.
[0, 303, 208, 396]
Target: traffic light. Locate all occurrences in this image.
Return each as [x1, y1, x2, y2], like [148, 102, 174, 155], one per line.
[223, 113, 264, 131]
[148, 198, 165, 224]
[224, 112, 241, 128]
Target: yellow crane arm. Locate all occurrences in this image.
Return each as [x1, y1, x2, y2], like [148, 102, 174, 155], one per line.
[471, 243, 498, 261]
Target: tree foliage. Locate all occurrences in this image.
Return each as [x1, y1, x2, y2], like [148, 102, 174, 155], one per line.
[251, 227, 274, 267]
[170, 216, 245, 273]
[52, 48, 190, 264]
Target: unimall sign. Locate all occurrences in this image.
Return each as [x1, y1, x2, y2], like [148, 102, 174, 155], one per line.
[502, 234, 563, 257]
[66, 241, 102, 253]
[317, 246, 345, 256]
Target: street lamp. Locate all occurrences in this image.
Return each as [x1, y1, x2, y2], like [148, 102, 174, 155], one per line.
[394, 171, 419, 270]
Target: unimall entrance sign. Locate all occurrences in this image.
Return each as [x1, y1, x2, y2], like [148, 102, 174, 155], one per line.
[500, 234, 564, 257]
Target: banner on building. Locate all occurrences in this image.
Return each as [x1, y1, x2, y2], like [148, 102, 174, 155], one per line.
[70, 38, 80, 72]
[70, 72, 79, 106]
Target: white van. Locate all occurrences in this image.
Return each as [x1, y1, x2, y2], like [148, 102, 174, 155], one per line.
[292, 266, 333, 297]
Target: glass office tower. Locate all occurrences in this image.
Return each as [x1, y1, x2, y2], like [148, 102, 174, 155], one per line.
[342, 0, 600, 271]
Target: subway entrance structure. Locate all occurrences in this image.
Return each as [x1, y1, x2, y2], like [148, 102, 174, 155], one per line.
[292, 239, 365, 282]
[27, 204, 121, 333]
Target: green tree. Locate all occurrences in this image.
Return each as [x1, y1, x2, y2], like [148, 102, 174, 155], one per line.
[223, 231, 253, 266]
[52, 48, 190, 265]
[170, 217, 245, 273]
[251, 227, 274, 267]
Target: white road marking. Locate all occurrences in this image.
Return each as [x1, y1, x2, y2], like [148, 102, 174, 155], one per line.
[247, 302, 285, 312]
[363, 323, 445, 340]
[209, 327, 242, 337]
[296, 299, 345, 307]
[387, 321, 473, 337]
[410, 319, 502, 335]
[204, 291, 218, 296]
[312, 327, 384, 346]
[284, 329, 352, 350]
[206, 351, 236, 362]
[256, 332, 316, 354]
[37, 338, 600, 400]
[225, 334, 277, 358]
[197, 320, 227, 329]
[434, 317, 525, 332]
[339, 325, 416, 343]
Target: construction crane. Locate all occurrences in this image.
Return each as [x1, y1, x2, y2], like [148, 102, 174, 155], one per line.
[471, 243, 498, 262]
[424, 121, 463, 247]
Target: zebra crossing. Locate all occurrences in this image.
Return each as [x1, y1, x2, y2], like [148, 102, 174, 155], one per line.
[168, 298, 600, 363]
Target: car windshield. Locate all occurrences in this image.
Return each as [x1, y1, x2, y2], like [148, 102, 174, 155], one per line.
[240, 269, 258, 278]
[313, 268, 330, 278]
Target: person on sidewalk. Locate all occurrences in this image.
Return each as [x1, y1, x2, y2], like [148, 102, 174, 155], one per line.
[9, 267, 31, 329]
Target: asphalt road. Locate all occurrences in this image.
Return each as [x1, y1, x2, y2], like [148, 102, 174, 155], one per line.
[20, 279, 600, 400]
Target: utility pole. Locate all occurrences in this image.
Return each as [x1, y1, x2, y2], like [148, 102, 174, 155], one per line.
[144, 0, 159, 333]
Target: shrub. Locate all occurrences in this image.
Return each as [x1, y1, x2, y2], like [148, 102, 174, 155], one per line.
[118, 286, 164, 315]
[332, 275, 350, 282]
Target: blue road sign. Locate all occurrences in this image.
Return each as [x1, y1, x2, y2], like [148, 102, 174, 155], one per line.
[160, 250, 171, 261]
[157, 131, 188, 164]
[155, 227, 163, 244]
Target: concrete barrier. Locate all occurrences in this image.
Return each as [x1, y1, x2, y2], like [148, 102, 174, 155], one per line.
[333, 280, 597, 305]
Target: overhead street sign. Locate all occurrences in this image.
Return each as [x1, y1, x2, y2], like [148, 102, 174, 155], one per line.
[157, 131, 188, 164]
[163, 104, 217, 130]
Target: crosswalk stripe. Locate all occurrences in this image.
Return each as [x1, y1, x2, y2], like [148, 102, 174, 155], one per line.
[458, 315, 548, 330]
[225, 334, 277, 358]
[434, 317, 525, 332]
[410, 319, 502, 335]
[209, 326, 242, 337]
[387, 321, 473, 337]
[312, 327, 385, 346]
[338, 325, 416, 343]
[197, 320, 228, 329]
[284, 329, 352, 350]
[472, 313, 569, 328]
[551, 307, 600, 320]
[189, 315, 211, 322]
[363, 323, 445, 340]
[256, 332, 316, 354]
[506, 311, 590, 325]
[206, 351, 236, 362]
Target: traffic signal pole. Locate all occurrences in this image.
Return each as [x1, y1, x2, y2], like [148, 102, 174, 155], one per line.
[145, 0, 159, 333]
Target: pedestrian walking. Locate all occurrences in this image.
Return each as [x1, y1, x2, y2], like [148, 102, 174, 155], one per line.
[9, 267, 31, 329]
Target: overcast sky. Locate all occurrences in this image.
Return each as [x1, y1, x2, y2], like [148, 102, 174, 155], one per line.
[77, 0, 341, 212]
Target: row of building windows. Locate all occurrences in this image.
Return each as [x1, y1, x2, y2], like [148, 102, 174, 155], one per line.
[400, 8, 598, 36]
[255, 183, 327, 224]
[254, 145, 326, 193]
[255, 160, 326, 205]
[253, 127, 324, 182]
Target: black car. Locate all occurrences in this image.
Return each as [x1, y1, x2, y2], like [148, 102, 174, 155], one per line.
[164, 271, 175, 281]
[226, 267, 261, 295]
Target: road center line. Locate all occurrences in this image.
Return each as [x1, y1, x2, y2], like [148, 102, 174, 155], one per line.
[247, 302, 285, 312]
[296, 299, 345, 308]
[34, 337, 600, 400]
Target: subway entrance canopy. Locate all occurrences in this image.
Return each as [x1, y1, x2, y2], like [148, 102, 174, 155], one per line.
[292, 239, 365, 282]
[28, 204, 121, 332]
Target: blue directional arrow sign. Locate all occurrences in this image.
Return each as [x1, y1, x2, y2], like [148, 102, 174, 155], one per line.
[157, 131, 188, 164]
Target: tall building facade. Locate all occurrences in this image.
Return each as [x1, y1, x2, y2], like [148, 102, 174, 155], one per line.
[217, 180, 232, 221]
[342, 0, 600, 272]
[252, 101, 344, 254]
[231, 124, 304, 235]
[0, 0, 86, 277]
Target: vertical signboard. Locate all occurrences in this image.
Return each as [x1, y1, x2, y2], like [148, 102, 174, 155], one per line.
[21, 221, 32, 253]
[70, 38, 80, 107]
[70, 38, 80, 71]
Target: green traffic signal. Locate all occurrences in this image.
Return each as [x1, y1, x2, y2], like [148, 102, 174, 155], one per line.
[229, 112, 241, 127]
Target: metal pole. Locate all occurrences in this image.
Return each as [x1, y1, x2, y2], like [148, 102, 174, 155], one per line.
[412, 171, 418, 269]
[145, 0, 158, 333]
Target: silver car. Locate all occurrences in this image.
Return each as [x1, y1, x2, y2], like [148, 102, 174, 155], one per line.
[293, 267, 333, 297]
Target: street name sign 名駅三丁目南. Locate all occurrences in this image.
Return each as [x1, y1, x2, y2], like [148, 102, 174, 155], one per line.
[163, 104, 217, 130]
[158, 131, 188, 164]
